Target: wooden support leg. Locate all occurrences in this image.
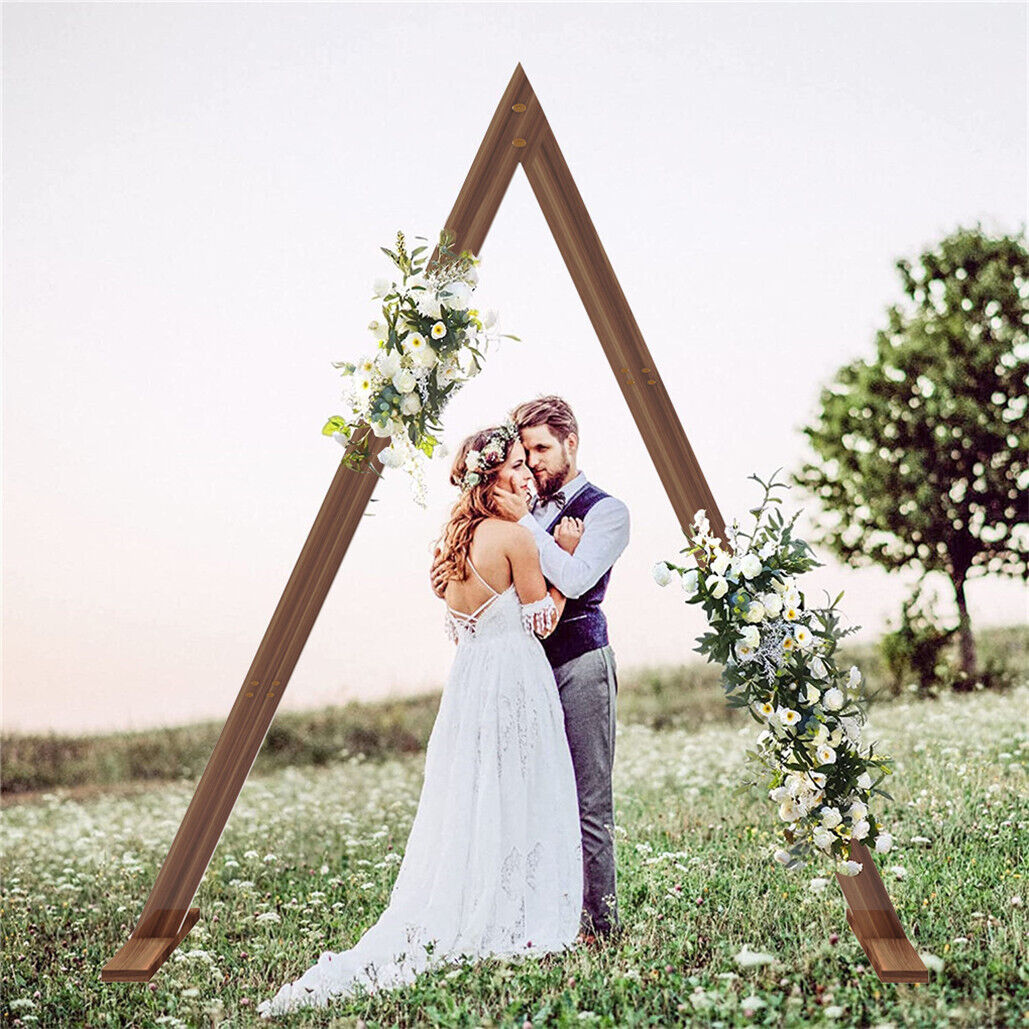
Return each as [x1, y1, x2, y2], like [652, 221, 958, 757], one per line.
[101, 907, 200, 982]
[835, 841, 928, 983]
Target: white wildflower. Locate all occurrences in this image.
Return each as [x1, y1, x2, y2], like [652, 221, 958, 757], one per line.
[734, 945, 776, 968]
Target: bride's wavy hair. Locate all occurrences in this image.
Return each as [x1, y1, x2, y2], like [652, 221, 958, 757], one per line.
[434, 425, 519, 585]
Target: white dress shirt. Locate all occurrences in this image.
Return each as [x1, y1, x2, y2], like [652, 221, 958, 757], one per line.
[517, 470, 630, 599]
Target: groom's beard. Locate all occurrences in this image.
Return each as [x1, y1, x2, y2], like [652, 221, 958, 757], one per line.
[537, 454, 571, 501]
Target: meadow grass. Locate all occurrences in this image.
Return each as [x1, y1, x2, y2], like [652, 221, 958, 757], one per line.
[2, 679, 1026, 1027]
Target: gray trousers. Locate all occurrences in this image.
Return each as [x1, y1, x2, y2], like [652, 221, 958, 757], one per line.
[552, 643, 621, 936]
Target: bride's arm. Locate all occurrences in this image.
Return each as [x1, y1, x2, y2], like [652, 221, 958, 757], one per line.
[507, 525, 564, 638]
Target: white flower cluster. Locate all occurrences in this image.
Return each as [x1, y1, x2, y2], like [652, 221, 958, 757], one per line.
[653, 490, 895, 876]
[324, 232, 506, 508]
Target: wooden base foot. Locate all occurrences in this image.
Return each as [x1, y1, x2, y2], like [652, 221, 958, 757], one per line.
[836, 842, 928, 984]
[844, 907, 928, 983]
[101, 907, 200, 983]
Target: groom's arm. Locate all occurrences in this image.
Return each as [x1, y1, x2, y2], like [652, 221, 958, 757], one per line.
[517, 498, 630, 599]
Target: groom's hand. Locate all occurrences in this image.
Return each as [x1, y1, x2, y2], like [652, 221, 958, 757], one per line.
[493, 485, 530, 522]
[429, 546, 448, 599]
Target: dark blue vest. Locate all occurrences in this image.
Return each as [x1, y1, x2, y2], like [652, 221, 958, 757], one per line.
[539, 482, 615, 668]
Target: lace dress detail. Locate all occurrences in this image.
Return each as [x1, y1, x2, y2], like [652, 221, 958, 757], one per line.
[443, 558, 559, 645]
[520, 594, 559, 638]
[257, 557, 582, 1019]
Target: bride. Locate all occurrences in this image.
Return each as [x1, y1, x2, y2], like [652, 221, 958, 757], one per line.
[258, 419, 584, 1018]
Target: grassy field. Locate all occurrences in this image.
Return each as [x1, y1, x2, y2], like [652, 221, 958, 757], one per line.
[2, 663, 1026, 1026]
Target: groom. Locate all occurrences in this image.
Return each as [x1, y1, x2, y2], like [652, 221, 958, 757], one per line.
[430, 395, 630, 943]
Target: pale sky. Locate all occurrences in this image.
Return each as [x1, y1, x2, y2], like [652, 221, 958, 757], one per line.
[4, 3, 1026, 734]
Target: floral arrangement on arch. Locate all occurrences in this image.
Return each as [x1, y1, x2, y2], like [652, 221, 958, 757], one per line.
[322, 228, 519, 507]
[653, 470, 896, 876]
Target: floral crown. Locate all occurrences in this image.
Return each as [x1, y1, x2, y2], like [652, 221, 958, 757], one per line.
[459, 419, 520, 493]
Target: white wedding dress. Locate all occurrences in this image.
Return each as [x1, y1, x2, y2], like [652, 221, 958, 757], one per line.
[257, 558, 583, 1018]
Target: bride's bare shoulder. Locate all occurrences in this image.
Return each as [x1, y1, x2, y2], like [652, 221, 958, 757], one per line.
[478, 518, 532, 547]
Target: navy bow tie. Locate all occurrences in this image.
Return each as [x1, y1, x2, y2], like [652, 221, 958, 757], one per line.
[532, 489, 566, 511]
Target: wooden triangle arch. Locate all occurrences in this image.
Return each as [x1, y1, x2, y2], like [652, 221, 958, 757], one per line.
[102, 63, 927, 986]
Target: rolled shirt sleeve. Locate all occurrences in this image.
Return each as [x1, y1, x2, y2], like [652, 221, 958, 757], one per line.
[517, 497, 630, 599]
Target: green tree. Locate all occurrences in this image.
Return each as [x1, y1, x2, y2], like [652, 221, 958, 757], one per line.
[793, 224, 1028, 688]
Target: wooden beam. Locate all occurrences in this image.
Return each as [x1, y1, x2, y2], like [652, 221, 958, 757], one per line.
[104, 61, 926, 987]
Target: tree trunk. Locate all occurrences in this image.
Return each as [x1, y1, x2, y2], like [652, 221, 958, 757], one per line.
[952, 574, 978, 689]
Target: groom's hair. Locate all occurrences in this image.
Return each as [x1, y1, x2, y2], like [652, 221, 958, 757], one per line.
[509, 395, 578, 445]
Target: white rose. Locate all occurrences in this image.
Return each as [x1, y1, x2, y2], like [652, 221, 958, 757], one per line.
[378, 444, 405, 468]
[412, 344, 438, 369]
[741, 625, 760, 648]
[836, 860, 863, 877]
[392, 367, 417, 394]
[743, 601, 766, 623]
[681, 569, 700, 596]
[851, 819, 870, 840]
[820, 806, 842, 828]
[400, 393, 422, 415]
[371, 277, 392, 299]
[813, 828, 835, 850]
[709, 575, 729, 599]
[809, 655, 829, 679]
[874, 833, 893, 854]
[439, 279, 472, 310]
[848, 800, 868, 821]
[761, 592, 783, 616]
[778, 799, 802, 822]
[740, 553, 763, 578]
[822, 687, 845, 711]
[369, 418, 394, 438]
[710, 550, 731, 576]
[652, 561, 673, 587]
